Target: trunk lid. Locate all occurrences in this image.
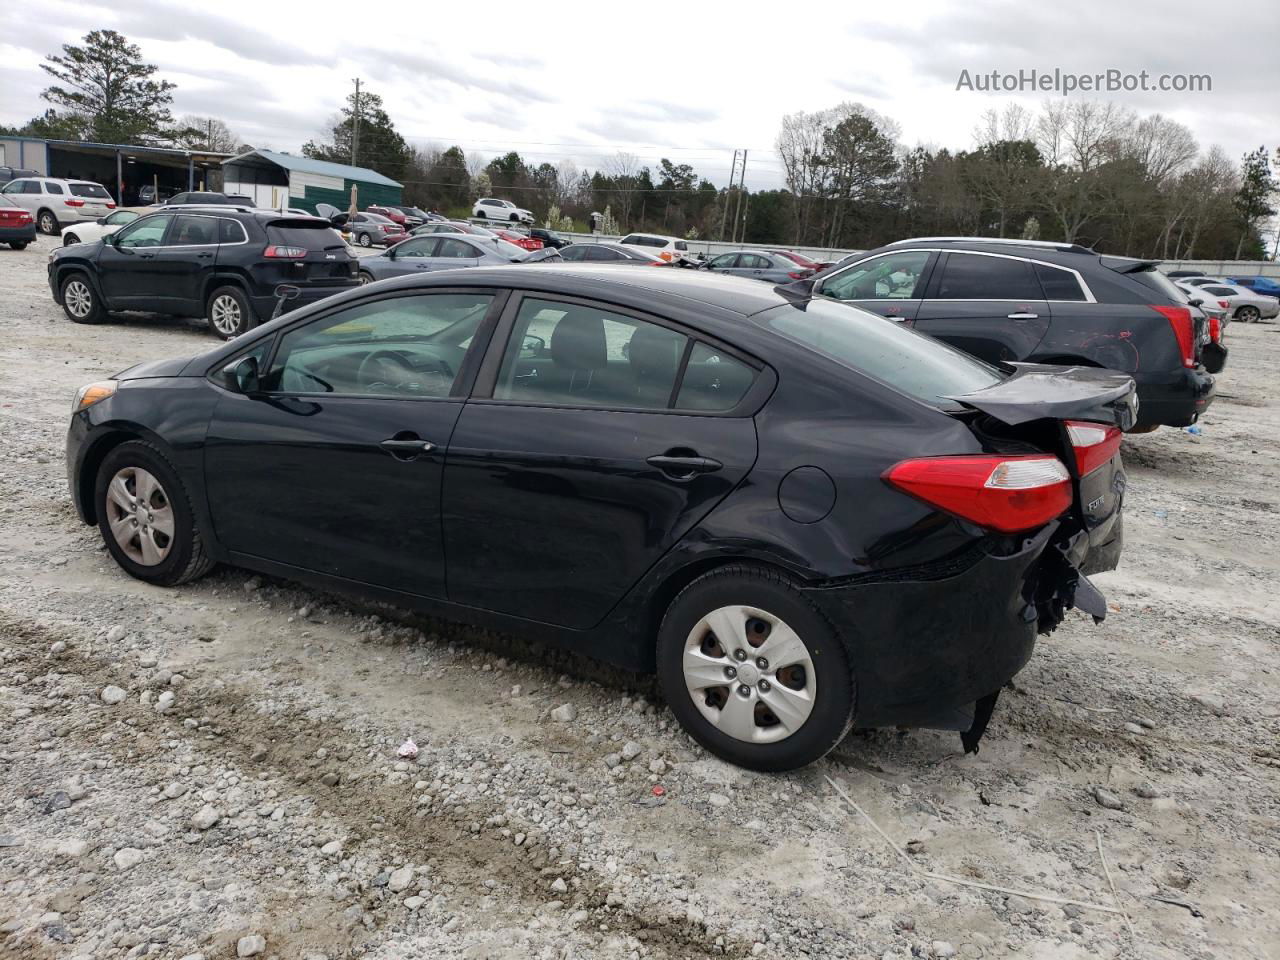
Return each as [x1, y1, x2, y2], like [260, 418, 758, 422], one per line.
[944, 362, 1138, 430]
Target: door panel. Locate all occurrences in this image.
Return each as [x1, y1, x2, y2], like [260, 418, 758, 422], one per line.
[913, 252, 1049, 363]
[442, 404, 757, 628]
[97, 214, 175, 307]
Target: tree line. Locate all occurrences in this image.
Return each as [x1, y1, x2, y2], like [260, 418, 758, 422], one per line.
[4, 30, 1275, 258]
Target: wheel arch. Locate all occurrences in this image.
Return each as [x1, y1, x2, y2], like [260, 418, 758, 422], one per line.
[200, 271, 252, 307]
[76, 425, 171, 525]
[54, 263, 103, 303]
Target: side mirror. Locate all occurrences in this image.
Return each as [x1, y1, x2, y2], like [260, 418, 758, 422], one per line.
[1188, 298, 1204, 307]
[96, 216, 108, 225]
[521, 334, 545, 358]
[221, 355, 260, 394]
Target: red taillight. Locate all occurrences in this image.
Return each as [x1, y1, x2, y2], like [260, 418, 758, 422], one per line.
[106, 202, 116, 209]
[1150, 305, 1195, 368]
[883, 455, 1072, 534]
[64, 198, 85, 207]
[1217, 300, 1229, 309]
[264, 245, 307, 258]
[787, 271, 811, 280]
[1208, 315, 1221, 343]
[1064, 421, 1123, 477]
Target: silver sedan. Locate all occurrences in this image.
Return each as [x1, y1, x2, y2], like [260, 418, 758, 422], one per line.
[357, 233, 545, 283]
[1191, 281, 1280, 323]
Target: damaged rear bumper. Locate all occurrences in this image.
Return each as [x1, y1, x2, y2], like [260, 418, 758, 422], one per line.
[804, 522, 1105, 739]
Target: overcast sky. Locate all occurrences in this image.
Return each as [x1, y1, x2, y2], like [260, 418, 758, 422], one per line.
[1, 0, 1276, 190]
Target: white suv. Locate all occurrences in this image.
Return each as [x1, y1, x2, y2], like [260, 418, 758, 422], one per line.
[617, 232, 693, 264]
[472, 197, 533, 223]
[0, 177, 117, 234]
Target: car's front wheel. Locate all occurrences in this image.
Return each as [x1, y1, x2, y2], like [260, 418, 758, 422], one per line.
[358, 232, 372, 247]
[1237, 305, 1260, 323]
[475, 210, 487, 219]
[95, 441, 214, 586]
[207, 285, 255, 340]
[63, 233, 80, 246]
[60, 273, 103, 324]
[357, 271, 374, 285]
[657, 565, 855, 771]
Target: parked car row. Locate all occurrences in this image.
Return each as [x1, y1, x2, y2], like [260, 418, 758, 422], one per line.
[1174, 275, 1280, 323]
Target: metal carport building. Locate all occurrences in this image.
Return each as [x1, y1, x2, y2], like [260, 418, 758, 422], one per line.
[220, 149, 403, 213]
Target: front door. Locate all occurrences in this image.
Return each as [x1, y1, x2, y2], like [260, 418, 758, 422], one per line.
[442, 294, 760, 629]
[383, 236, 439, 277]
[815, 248, 936, 323]
[912, 251, 1050, 364]
[96, 213, 176, 308]
[203, 290, 502, 598]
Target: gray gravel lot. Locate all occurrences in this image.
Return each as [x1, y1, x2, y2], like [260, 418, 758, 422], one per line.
[1, 234, 1278, 960]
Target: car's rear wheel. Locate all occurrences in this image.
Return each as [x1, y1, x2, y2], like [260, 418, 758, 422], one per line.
[60, 274, 103, 324]
[95, 441, 213, 587]
[37, 209, 59, 235]
[358, 232, 372, 247]
[9, 241, 29, 251]
[509, 214, 519, 222]
[63, 233, 80, 246]
[656, 565, 854, 771]
[1237, 305, 1260, 323]
[207, 285, 255, 340]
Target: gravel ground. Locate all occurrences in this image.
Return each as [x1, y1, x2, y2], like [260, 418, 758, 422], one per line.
[2, 234, 1278, 960]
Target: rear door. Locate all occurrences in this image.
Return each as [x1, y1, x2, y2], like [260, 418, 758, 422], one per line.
[153, 213, 218, 313]
[913, 251, 1049, 363]
[815, 248, 935, 322]
[442, 292, 761, 628]
[428, 236, 483, 270]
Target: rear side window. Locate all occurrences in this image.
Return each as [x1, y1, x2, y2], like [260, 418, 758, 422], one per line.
[753, 299, 1002, 407]
[45, 182, 65, 195]
[218, 219, 248, 243]
[266, 223, 340, 249]
[937, 253, 1041, 300]
[1034, 264, 1087, 301]
[170, 215, 218, 245]
[676, 343, 755, 411]
[70, 183, 111, 198]
[436, 237, 479, 258]
[1202, 286, 1237, 297]
[584, 246, 622, 261]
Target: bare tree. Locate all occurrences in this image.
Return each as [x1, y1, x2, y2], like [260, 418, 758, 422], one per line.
[1035, 101, 1134, 243]
[776, 109, 832, 244]
[171, 115, 239, 152]
[604, 151, 640, 229]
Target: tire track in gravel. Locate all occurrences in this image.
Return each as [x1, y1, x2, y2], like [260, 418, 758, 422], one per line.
[1, 610, 742, 960]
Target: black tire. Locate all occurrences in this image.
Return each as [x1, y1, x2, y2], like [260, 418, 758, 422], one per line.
[63, 233, 80, 246]
[37, 209, 59, 235]
[60, 273, 104, 324]
[94, 440, 214, 587]
[509, 214, 519, 222]
[207, 285, 255, 340]
[358, 231, 372, 247]
[1237, 305, 1260, 323]
[9, 241, 29, 251]
[656, 565, 855, 771]
[357, 271, 374, 285]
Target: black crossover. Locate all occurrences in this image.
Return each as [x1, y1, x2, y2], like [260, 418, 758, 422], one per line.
[66, 267, 1135, 770]
[801, 238, 1219, 429]
[48, 207, 358, 340]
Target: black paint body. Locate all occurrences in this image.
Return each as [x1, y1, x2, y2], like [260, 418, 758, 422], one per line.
[67, 266, 1127, 731]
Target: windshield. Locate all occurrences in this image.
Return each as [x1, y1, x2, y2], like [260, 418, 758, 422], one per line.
[752, 299, 1003, 406]
[70, 182, 112, 199]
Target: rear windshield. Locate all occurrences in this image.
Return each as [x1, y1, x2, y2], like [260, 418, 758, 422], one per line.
[1130, 268, 1189, 304]
[752, 299, 1002, 406]
[70, 182, 112, 199]
[267, 222, 343, 249]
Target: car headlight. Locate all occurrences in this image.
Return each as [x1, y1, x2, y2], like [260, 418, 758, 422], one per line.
[73, 380, 117, 413]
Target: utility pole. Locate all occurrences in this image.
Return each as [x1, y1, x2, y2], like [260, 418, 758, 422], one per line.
[351, 78, 363, 167]
[206, 119, 213, 150]
[719, 150, 738, 242]
[732, 150, 748, 243]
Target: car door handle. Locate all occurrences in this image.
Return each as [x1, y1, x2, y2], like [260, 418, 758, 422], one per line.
[1007, 312, 1039, 319]
[646, 453, 723, 477]
[380, 436, 435, 460]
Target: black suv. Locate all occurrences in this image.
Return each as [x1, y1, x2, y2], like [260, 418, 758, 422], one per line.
[164, 191, 254, 206]
[49, 207, 357, 339]
[803, 238, 1219, 430]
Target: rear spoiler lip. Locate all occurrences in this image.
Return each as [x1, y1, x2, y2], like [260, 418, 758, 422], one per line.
[944, 362, 1139, 430]
[1100, 255, 1160, 274]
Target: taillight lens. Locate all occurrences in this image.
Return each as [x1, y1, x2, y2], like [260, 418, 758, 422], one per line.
[787, 271, 808, 279]
[264, 245, 307, 258]
[883, 455, 1072, 533]
[1150, 305, 1195, 368]
[64, 198, 85, 207]
[1208, 315, 1221, 343]
[106, 202, 117, 209]
[1064, 421, 1123, 477]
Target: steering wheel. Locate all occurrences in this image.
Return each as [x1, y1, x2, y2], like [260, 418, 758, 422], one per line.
[356, 349, 451, 394]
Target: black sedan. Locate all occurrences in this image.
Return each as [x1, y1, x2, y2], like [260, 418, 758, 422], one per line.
[66, 267, 1134, 770]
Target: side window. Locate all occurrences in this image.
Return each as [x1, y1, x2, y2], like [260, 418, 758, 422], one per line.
[710, 254, 739, 269]
[1034, 264, 1087, 301]
[107, 211, 136, 226]
[584, 246, 621, 261]
[559, 246, 585, 261]
[435, 237, 477, 259]
[45, 182, 65, 195]
[396, 237, 437, 258]
[739, 254, 769, 269]
[217, 218, 247, 243]
[936, 254, 1041, 300]
[263, 293, 495, 397]
[170, 215, 217, 245]
[493, 298, 689, 410]
[675, 241, 688, 251]
[21, 181, 42, 194]
[114, 215, 172, 248]
[676, 343, 756, 412]
[822, 251, 931, 301]
[620, 235, 638, 245]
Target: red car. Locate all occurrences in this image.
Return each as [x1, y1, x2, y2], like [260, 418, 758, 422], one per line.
[366, 205, 408, 227]
[495, 228, 543, 251]
[770, 250, 830, 273]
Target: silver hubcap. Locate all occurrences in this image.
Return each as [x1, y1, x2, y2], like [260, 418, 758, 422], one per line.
[358, 273, 371, 285]
[105, 467, 175, 566]
[1241, 307, 1258, 321]
[65, 281, 92, 318]
[683, 606, 816, 744]
[40, 213, 54, 232]
[360, 234, 371, 246]
[210, 295, 242, 335]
